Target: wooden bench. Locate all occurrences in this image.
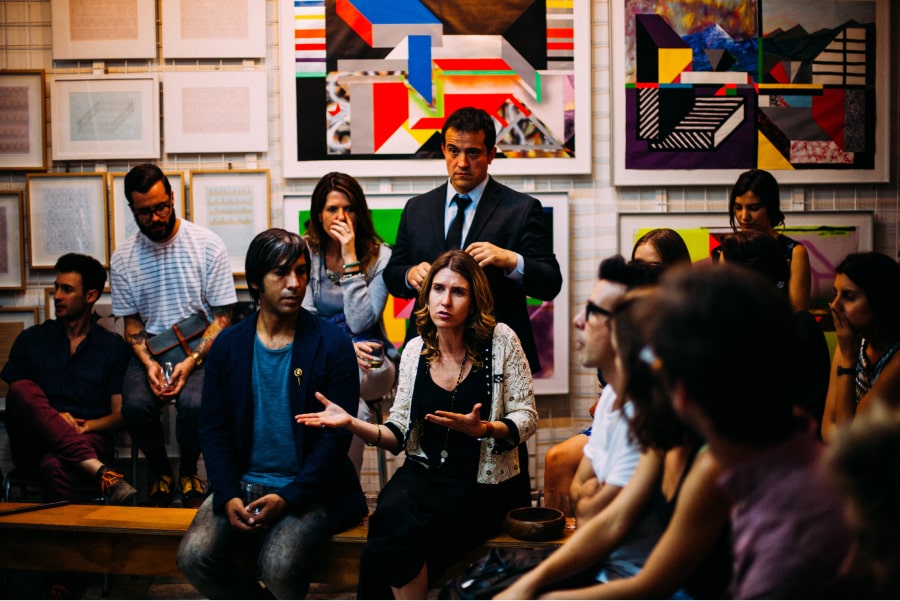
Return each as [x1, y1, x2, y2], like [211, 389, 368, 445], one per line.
[0, 502, 571, 586]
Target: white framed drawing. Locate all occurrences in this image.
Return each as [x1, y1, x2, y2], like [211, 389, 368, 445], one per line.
[109, 171, 185, 252]
[283, 191, 570, 395]
[51, 0, 156, 60]
[0, 307, 39, 411]
[162, 70, 268, 154]
[161, 0, 267, 58]
[618, 211, 874, 312]
[190, 169, 271, 275]
[0, 192, 26, 290]
[0, 70, 47, 171]
[26, 173, 109, 269]
[50, 74, 160, 161]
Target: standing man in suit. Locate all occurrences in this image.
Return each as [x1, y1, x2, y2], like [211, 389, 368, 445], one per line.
[384, 106, 562, 376]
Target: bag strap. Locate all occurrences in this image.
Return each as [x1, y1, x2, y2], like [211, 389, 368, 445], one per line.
[172, 323, 193, 356]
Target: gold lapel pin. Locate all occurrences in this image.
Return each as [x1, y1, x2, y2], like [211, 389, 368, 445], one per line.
[293, 368, 303, 386]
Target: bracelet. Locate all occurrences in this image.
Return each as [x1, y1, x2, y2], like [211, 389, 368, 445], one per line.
[340, 271, 362, 281]
[836, 365, 855, 376]
[342, 261, 360, 269]
[365, 424, 382, 447]
[190, 351, 203, 368]
[480, 420, 495, 438]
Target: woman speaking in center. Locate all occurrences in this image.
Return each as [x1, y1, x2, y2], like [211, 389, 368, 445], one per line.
[296, 250, 538, 599]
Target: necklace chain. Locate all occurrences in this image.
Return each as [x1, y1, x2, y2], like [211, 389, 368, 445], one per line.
[439, 354, 467, 466]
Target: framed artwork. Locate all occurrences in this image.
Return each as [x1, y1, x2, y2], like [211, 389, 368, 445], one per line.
[0, 307, 39, 411]
[109, 171, 185, 252]
[0, 192, 26, 290]
[0, 70, 47, 171]
[278, 0, 591, 178]
[283, 191, 570, 395]
[611, 0, 891, 185]
[50, 0, 157, 60]
[189, 169, 271, 275]
[44, 287, 122, 336]
[618, 211, 874, 312]
[26, 173, 109, 269]
[50, 74, 160, 161]
[162, 71, 268, 153]
[161, 0, 267, 58]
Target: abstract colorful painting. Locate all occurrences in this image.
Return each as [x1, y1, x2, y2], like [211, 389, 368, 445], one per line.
[617, 211, 874, 313]
[279, 0, 591, 178]
[612, 0, 890, 185]
[284, 192, 569, 394]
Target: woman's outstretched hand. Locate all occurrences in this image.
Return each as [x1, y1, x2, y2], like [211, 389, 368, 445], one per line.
[425, 402, 485, 437]
[294, 392, 352, 429]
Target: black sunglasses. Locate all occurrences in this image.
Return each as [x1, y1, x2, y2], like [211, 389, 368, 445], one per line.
[585, 300, 613, 320]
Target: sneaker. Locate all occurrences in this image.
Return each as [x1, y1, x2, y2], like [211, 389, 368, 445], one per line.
[97, 467, 137, 506]
[148, 474, 175, 507]
[179, 475, 206, 509]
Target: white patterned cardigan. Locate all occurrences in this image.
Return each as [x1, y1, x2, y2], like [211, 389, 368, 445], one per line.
[384, 322, 538, 484]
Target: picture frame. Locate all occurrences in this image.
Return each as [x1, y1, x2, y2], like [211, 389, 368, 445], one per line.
[109, 171, 185, 253]
[611, 0, 891, 185]
[0, 306, 39, 411]
[283, 191, 570, 395]
[161, 0, 266, 58]
[51, 0, 156, 60]
[50, 74, 160, 161]
[0, 70, 47, 171]
[44, 286, 122, 337]
[26, 173, 109, 269]
[278, 0, 592, 178]
[0, 192, 26, 290]
[162, 71, 268, 153]
[618, 211, 874, 311]
[189, 169, 271, 275]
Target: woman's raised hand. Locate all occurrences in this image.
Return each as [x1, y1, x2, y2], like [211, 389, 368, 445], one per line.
[294, 392, 353, 429]
[425, 402, 485, 437]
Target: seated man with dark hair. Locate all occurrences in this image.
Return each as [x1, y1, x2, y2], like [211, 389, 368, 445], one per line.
[1, 253, 136, 504]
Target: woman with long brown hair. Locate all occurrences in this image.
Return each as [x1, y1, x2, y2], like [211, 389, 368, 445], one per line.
[296, 250, 537, 599]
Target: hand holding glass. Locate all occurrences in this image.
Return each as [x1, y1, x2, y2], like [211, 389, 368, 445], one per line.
[241, 482, 265, 515]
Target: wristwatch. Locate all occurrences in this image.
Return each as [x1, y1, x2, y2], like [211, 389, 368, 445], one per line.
[836, 365, 855, 376]
[190, 351, 204, 368]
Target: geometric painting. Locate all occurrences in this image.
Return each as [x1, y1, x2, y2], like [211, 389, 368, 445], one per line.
[279, 0, 591, 178]
[284, 192, 570, 394]
[612, 0, 890, 185]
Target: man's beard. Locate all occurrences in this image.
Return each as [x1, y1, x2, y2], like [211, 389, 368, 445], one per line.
[138, 211, 176, 242]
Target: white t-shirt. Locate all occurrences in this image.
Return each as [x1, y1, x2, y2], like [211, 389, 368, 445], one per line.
[111, 219, 237, 335]
[582, 385, 641, 488]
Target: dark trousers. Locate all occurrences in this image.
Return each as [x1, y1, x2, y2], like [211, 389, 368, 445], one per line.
[5, 379, 113, 501]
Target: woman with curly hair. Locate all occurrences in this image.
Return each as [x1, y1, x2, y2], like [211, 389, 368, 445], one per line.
[296, 250, 537, 599]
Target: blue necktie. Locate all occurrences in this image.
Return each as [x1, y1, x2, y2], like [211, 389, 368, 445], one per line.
[446, 194, 471, 249]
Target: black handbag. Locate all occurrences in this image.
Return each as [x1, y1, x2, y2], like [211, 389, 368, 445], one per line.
[439, 546, 555, 600]
[145, 312, 209, 367]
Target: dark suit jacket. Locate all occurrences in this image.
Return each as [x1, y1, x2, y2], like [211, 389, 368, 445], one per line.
[384, 177, 563, 373]
[200, 309, 365, 524]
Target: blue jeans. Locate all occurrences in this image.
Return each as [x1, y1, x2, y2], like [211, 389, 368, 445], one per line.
[177, 495, 333, 599]
[121, 355, 203, 472]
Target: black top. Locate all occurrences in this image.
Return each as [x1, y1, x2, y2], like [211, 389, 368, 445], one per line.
[1, 318, 129, 419]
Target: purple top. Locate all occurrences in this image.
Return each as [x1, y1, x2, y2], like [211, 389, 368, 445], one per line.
[719, 428, 850, 599]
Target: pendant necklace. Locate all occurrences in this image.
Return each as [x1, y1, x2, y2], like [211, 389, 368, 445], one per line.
[439, 354, 467, 466]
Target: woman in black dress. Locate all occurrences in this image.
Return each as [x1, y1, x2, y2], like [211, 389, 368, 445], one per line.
[295, 250, 538, 598]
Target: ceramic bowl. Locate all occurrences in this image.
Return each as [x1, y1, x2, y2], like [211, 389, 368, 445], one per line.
[503, 506, 565, 541]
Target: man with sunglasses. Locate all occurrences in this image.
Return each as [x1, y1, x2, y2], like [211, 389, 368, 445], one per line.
[111, 163, 237, 508]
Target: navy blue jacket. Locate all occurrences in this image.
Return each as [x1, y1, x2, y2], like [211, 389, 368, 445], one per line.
[200, 308, 365, 523]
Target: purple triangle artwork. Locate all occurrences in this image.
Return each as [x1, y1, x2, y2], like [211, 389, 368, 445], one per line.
[612, 0, 890, 185]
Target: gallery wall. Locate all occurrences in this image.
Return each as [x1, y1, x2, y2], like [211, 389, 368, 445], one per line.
[1, 0, 899, 447]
